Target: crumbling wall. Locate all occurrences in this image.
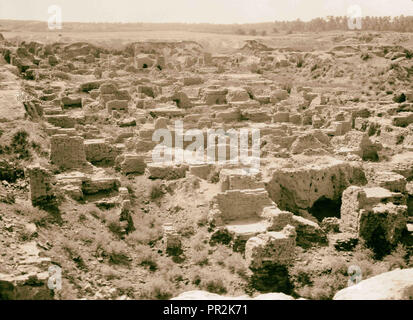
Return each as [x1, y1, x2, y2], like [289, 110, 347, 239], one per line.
[25, 165, 55, 206]
[340, 186, 408, 257]
[245, 225, 296, 269]
[219, 169, 264, 191]
[84, 139, 117, 164]
[115, 153, 147, 175]
[210, 188, 274, 224]
[266, 158, 367, 212]
[0, 273, 53, 300]
[50, 134, 86, 169]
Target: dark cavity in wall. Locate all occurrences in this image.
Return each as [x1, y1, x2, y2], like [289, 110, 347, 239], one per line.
[408, 195, 413, 218]
[249, 263, 293, 295]
[365, 225, 393, 260]
[308, 196, 342, 222]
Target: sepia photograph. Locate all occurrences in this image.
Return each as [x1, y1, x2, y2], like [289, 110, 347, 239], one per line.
[0, 0, 413, 310]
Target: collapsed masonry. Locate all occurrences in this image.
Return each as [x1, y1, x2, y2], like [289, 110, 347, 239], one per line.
[0, 242, 54, 300]
[207, 166, 330, 292]
[340, 186, 408, 257]
[245, 225, 296, 269]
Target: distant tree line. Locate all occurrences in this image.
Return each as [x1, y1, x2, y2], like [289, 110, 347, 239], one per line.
[1, 15, 413, 34]
[233, 16, 413, 36]
[272, 16, 413, 33]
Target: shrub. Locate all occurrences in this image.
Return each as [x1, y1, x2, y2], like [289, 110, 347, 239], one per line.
[150, 181, 164, 200]
[126, 215, 162, 246]
[210, 229, 233, 246]
[10, 130, 31, 160]
[291, 255, 369, 300]
[201, 272, 228, 295]
[347, 245, 388, 278]
[300, 274, 347, 300]
[191, 272, 202, 286]
[136, 245, 158, 271]
[176, 222, 195, 238]
[208, 170, 220, 183]
[108, 241, 130, 266]
[226, 253, 249, 278]
[292, 266, 347, 299]
[210, 245, 230, 266]
[396, 135, 405, 145]
[389, 63, 399, 71]
[158, 262, 186, 286]
[107, 215, 124, 238]
[190, 231, 208, 251]
[62, 239, 87, 270]
[112, 279, 136, 298]
[14, 203, 56, 227]
[196, 212, 209, 227]
[191, 268, 229, 295]
[383, 244, 408, 270]
[0, 192, 15, 204]
[281, 82, 293, 94]
[192, 248, 209, 266]
[393, 93, 406, 103]
[367, 123, 380, 136]
[93, 233, 111, 259]
[101, 265, 122, 280]
[361, 52, 370, 61]
[18, 228, 34, 242]
[89, 208, 105, 221]
[140, 278, 174, 300]
[74, 228, 94, 245]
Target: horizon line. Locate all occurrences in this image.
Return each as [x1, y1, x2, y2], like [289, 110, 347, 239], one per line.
[1, 15, 412, 26]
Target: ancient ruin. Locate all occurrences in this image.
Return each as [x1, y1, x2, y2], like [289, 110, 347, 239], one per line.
[1, 5, 413, 303]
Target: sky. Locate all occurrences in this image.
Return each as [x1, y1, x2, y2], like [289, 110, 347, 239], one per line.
[0, 0, 413, 24]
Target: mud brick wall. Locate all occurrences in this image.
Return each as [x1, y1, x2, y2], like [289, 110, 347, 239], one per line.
[25, 165, 55, 205]
[214, 188, 274, 222]
[50, 134, 86, 169]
